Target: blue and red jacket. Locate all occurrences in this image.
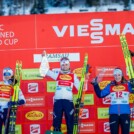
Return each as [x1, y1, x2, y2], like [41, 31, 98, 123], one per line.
[93, 80, 133, 114]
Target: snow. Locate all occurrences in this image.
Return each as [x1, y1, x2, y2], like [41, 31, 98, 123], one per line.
[1, 0, 134, 16]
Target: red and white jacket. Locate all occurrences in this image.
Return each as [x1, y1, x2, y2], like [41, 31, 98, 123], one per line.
[47, 70, 79, 100]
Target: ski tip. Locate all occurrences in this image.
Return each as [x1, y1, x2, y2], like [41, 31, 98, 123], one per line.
[119, 34, 126, 38]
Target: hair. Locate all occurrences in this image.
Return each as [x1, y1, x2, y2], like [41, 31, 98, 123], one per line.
[9, 75, 18, 86]
[60, 57, 70, 62]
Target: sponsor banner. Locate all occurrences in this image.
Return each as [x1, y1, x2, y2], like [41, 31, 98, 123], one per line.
[98, 120, 110, 133]
[23, 123, 46, 134]
[1, 12, 134, 133]
[130, 120, 134, 132]
[23, 109, 46, 122]
[80, 122, 95, 133]
[99, 81, 111, 90]
[130, 108, 134, 119]
[96, 66, 117, 77]
[47, 109, 53, 120]
[46, 94, 54, 107]
[73, 67, 83, 77]
[84, 94, 94, 105]
[79, 107, 97, 120]
[79, 108, 89, 119]
[21, 81, 45, 94]
[34, 53, 80, 63]
[22, 69, 43, 80]
[102, 94, 111, 104]
[2, 125, 22, 134]
[74, 94, 94, 105]
[104, 122, 110, 133]
[24, 95, 45, 107]
[36, 12, 134, 47]
[81, 107, 97, 120]
[97, 107, 109, 119]
[47, 81, 56, 92]
[129, 94, 134, 104]
[16, 110, 22, 123]
[0, 15, 35, 50]
[2, 124, 23, 134]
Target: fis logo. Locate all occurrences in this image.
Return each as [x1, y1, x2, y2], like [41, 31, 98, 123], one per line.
[28, 83, 38, 93]
[104, 122, 110, 132]
[79, 109, 89, 119]
[102, 94, 111, 104]
[30, 124, 40, 134]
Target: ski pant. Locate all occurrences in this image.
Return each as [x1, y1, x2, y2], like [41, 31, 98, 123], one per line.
[109, 114, 130, 134]
[53, 99, 74, 134]
[0, 108, 9, 134]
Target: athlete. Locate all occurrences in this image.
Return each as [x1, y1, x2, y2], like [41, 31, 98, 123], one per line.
[41, 51, 80, 134]
[92, 67, 134, 134]
[0, 67, 26, 134]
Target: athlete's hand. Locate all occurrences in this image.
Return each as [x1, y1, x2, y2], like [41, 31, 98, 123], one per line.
[91, 77, 98, 85]
[42, 50, 46, 57]
[7, 101, 17, 107]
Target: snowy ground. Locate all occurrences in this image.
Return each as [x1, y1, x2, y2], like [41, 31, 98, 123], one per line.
[1, 0, 134, 16]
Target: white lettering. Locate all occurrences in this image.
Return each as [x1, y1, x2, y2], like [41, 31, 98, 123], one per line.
[52, 19, 134, 45]
[78, 25, 89, 36]
[106, 24, 120, 35]
[70, 25, 74, 37]
[122, 23, 134, 34]
[52, 26, 68, 37]
[0, 24, 4, 31]
[90, 19, 103, 30]
[91, 32, 103, 44]
[4, 39, 18, 45]
[0, 32, 14, 38]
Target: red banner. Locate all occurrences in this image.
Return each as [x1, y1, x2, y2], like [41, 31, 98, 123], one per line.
[0, 11, 134, 134]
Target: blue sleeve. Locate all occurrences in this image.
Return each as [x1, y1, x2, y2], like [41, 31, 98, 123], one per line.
[93, 83, 111, 98]
[128, 81, 134, 93]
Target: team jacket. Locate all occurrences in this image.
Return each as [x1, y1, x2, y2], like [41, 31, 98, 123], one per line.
[0, 81, 26, 109]
[47, 70, 79, 100]
[93, 81, 133, 114]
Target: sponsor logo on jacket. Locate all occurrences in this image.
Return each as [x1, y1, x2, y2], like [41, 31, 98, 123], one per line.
[59, 75, 72, 80]
[112, 85, 125, 91]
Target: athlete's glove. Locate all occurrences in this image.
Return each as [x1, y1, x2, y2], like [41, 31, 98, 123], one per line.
[8, 100, 25, 107]
[129, 50, 134, 57]
[91, 77, 98, 85]
[8, 101, 17, 107]
[130, 78, 134, 93]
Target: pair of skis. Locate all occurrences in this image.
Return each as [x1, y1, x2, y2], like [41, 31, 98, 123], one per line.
[73, 53, 89, 134]
[119, 34, 134, 82]
[5, 60, 22, 134]
[119, 34, 134, 128]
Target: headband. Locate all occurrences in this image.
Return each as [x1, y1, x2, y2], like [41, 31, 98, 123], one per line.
[113, 69, 123, 76]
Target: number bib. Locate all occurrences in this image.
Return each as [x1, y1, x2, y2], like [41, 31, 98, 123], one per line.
[111, 91, 129, 104]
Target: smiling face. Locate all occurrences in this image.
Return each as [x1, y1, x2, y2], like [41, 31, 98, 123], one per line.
[113, 68, 123, 82]
[61, 63, 70, 71]
[3, 67, 13, 81]
[60, 57, 70, 73]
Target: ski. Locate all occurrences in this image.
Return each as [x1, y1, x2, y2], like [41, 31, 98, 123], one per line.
[119, 34, 134, 82]
[119, 34, 134, 128]
[8, 60, 22, 134]
[73, 53, 88, 134]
